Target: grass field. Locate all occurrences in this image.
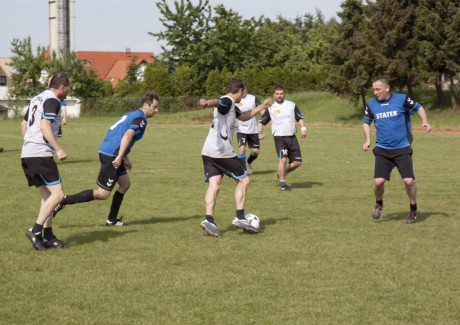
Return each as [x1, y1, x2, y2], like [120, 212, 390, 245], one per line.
[0, 110, 459, 324]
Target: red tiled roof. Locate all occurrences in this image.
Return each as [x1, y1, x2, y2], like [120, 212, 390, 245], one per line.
[76, 50, 154, 85]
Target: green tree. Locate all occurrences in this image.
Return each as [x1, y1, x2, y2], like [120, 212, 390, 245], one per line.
[415, 0, 460, 106]
[143, 62, 173, 96]
[327, 0, 373, 108]
[126, 56, 139, 84]
[9, 37, 46, 100]
[173, 65, 199, 96]
[151, 0, 211, 68]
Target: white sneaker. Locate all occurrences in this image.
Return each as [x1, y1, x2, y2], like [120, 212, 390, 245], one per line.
[232, 217, 259, 233]
[246, 163, 253, 175]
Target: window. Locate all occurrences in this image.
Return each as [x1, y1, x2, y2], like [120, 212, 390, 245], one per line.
[0, 76, 6, 86]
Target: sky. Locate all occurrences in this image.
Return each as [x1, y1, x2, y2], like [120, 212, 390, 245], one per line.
[0, 0, 343, 58]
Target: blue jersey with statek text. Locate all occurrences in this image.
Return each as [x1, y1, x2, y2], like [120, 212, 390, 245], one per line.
[99, 109, 147, 157]
[364, 93, 421, 150]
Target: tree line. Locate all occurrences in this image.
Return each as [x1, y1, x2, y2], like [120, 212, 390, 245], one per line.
[8, 0, 459, 112]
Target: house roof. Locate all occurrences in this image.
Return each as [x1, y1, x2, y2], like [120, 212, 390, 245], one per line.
[76, 50, 154, 86]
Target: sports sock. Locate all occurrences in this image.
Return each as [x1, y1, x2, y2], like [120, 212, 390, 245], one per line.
[107, 191, 124, 221]
[376, 199, 383, 206]
[205, 215, 215, 224]
[237, 153, 246, 168]
[410, 203, 417, 212]
[62, 190, 94, 205]
[43, 227, 55, 240]
[236, 209, 245, 220]
[247, 152, 258, 164]
[31, 223, 43, 238]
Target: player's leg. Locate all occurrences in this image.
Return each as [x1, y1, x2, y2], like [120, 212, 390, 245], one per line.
[275, 137, 289, 190]
[371, 148, 394, 219]
[200, 156, 224, 237]
[105, 174, 130, 226]
[395, 150, 417, 223]
[237, 133, 248, 169]
[285, 136, 302, 175]
[246, 134, 260, 174]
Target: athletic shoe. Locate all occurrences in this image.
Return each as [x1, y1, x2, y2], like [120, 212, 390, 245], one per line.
[406, 211, 417, 224]
[280, 183, 290, 191]
[51, 204, 64, 218]
[232, 217, 259, 233]
[200, 220, 222, 237]
[43, 237, 67, 249]
[26, 229, 47, 251]
[246, 163, 253, 175]
[105, 217, 125, 226]
[372, 204, 383, 220]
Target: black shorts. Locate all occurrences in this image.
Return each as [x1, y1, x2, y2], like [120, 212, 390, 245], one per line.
[274, 136, 302, 163]
[237, 133, 260, 149]
[373, 146, 414, 181]
[202, 155, 246, 182]
[21, 156, 61, 188]
[96, 154, 127, 191]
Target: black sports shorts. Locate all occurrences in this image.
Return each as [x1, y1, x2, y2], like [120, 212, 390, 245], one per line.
[96, 154, 127, 191]
[274, 136, 302, 163]
[202, 155, 246, 182]
[21, 156, 61, 187]
[373, 146, 415, 181]
[237, 133, 260, 149]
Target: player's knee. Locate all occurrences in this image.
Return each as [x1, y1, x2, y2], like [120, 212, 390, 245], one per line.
[374, 178, 385, 188]
[403, 178, 415, 187]
[293, 161, 302, 168]
[95, 188, 111, 200]
[55, 191, 65, 203]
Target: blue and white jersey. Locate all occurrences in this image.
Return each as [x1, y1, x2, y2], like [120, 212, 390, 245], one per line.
[364, 93, 421, 150]
[259, 100, 304, 136]
[99, 109, 147, 157]
[236, 94, 261, 134]
[21, 90, 62, 158]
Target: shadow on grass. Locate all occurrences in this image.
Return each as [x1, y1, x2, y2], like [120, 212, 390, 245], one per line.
[290, 181, 323, 189]
[252, 170, 276, 175]
[66, 229, 137, 246]
[222, 217, 289, 233]
[379, 211, 450, 223]
[128, 215, 202, 225]
[59, 159, 96, 164]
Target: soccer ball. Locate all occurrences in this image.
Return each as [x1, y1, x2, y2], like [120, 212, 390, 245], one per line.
[245, 213, 260, 231]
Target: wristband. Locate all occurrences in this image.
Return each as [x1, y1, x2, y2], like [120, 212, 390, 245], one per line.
[301, 127, 307, 132]
[258, 131, 263, 134]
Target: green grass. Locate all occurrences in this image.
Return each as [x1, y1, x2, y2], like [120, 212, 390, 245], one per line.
[0, 113, 459, 324]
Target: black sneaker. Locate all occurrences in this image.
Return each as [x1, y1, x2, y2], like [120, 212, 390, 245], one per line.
[372, 204, 383, 220]
[280, 183, 290, 191]
[406, 211, 417, 224]
[43, 237, 67, 248]
[51, 204, 64, 218]
[105, 217, 125, 226]
[26, 229, 47, 251]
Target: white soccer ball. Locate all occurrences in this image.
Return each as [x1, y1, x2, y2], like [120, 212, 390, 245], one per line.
[245, 213, 260, 231]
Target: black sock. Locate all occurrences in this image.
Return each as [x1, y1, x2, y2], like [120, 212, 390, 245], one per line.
[62, 189, 94, 205]
[376, 199, 383, 206]
[43, 228, 55, 240]
[31, 223, 43, 238]
[206, 215, 215, 224]
[410, 203, 417, 212]
[236, 209, 245, 220]
[247, 153, 258, 164]
[108, 191, 124, 221]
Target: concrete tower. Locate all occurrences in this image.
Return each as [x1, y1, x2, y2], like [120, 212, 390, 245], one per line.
[48, 0, 75, 57]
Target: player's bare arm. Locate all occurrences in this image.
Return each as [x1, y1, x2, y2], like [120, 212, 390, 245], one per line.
[199, 98, 218, 108]
[40, 119, 67, 160]
[362, 123, 372, 151]
[239, 98, 272, 122]
[113, 129, 135, 169]
[417, 107, 432, 132]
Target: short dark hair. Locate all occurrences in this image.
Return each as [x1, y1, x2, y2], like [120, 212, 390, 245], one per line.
[226, 78, 245, 94]
[274, 85, 285, 92]
[140, 92, 159, 106]
[48, 72, 71, 89]
[372, 76, 390, 87]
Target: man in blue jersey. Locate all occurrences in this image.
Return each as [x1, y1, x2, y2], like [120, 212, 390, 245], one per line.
[52, 92, 159, 226]
[363, 76, 431, 224]
[21, 72, 71, 250]
[258, 86, 307, 191]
